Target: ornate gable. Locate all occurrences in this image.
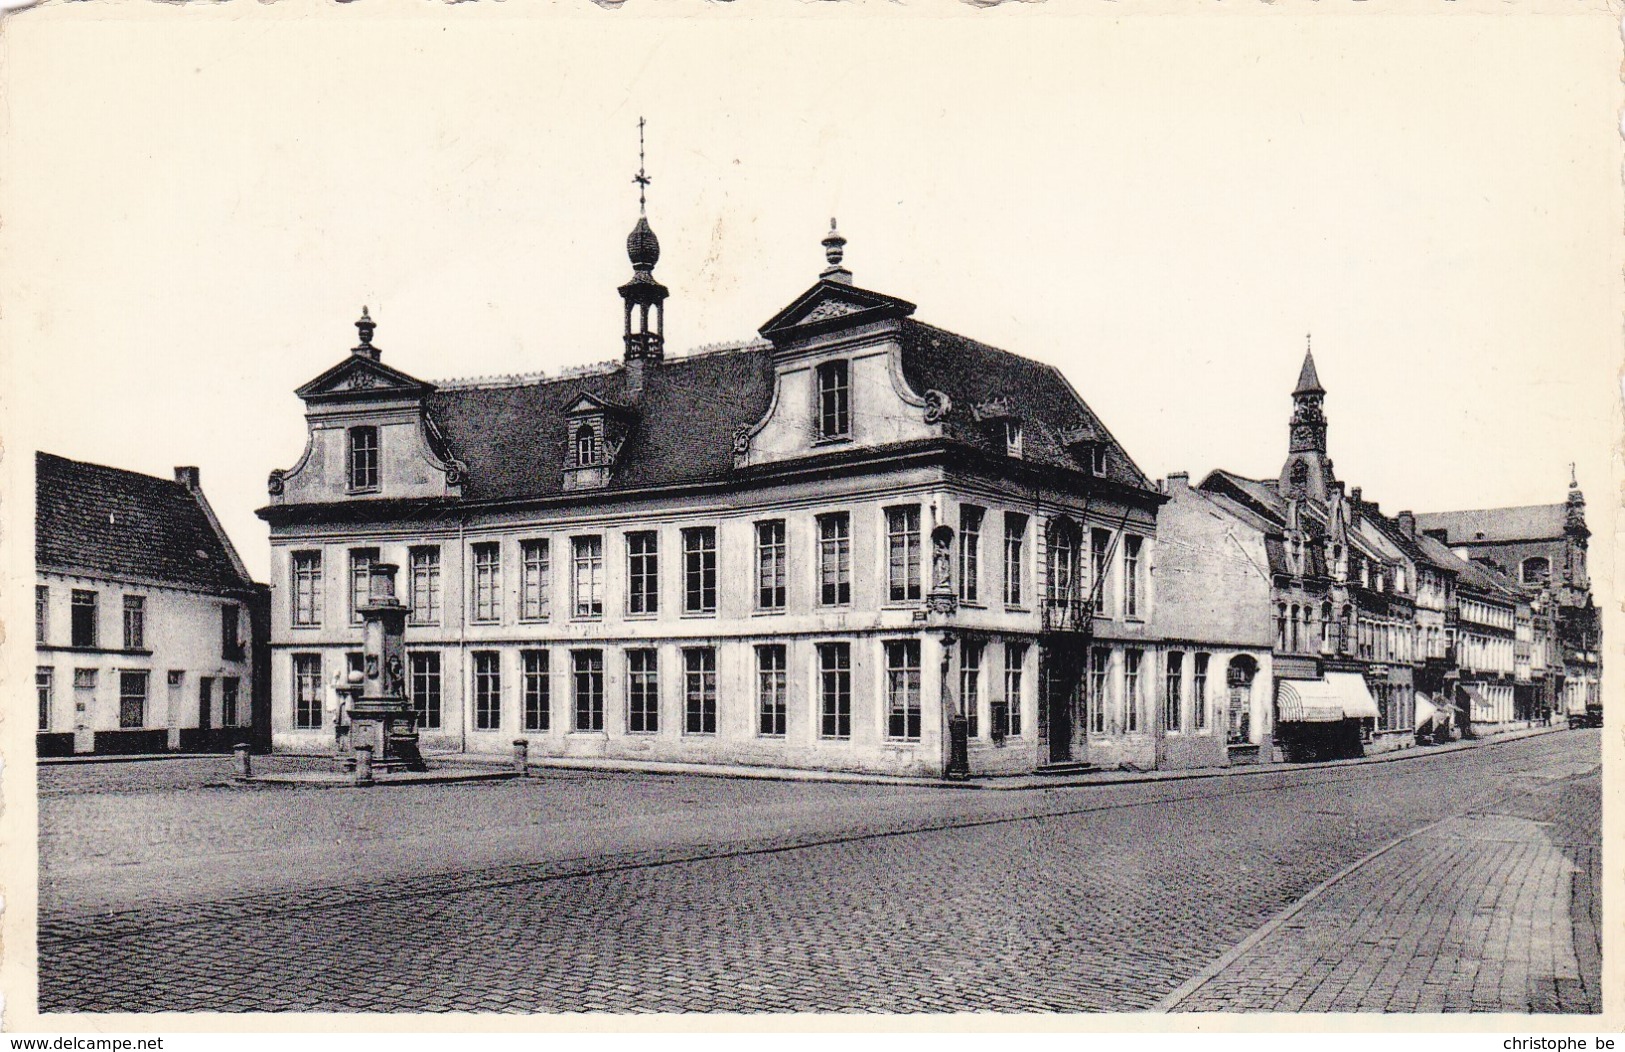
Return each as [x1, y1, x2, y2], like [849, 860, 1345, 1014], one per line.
[294, 356, 434, 404]
[758, 280, 916, 345]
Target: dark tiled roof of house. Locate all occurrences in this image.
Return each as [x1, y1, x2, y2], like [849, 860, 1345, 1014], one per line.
[1414, 505, 1568, 545]
[1451, 552, 1522, 601]
[420, 318, 1154, 504]
[896, 321, 1152, 490]
[37, 452, 256, 592]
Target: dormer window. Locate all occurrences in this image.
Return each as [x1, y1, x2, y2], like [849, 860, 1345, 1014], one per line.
[574, 424, 599, 467]
[348, 426, 379, 491]
[1004, 420, 1023, 458]
[816, 360, 850, 440]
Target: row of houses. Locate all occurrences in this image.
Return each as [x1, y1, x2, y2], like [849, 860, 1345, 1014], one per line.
[35, 206, 1601, 774]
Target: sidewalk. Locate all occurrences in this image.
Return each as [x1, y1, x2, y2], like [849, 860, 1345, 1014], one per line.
[436, 723, 1569, 791]
[1160, 760, 1601, 1013]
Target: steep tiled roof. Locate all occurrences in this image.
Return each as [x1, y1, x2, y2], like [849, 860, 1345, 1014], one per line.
[419, 318, 1154, 504]
[427, 346, 777, 503]
[896, 321, 1153, 490]
[37, 452, 257, 592]
[1414, 505, 1568, 545]
[1451, 552, 1522, 601]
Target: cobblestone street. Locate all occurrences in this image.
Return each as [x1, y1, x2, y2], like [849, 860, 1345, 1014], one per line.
[37, 730, 1601, 1014]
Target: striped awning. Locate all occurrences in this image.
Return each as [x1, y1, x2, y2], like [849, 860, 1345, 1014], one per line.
[1277, 674, 1381, 723]
[1276, 679, 1346, 723]
[1415, 692, 1438, 731]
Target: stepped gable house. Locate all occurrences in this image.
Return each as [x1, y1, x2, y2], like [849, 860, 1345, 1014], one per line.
[259, 207, 1173, 778]
[36, 452, 269, 757]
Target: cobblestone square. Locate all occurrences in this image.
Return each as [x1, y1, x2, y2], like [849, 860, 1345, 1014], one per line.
[36, 730, 1601, 1014]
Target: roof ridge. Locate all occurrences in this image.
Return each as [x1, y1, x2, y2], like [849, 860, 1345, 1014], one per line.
[37, 450, 187, 492]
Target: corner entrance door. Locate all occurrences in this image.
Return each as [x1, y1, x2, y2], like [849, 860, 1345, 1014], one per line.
[72, 669, 97, 754]
[199, 676, 214, 735]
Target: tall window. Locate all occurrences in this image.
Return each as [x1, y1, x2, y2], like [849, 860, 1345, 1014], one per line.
[886, 506, 922, 603]
[1320, 601, 1333, 650]
[571, 536, 604, 619]
[122, 595, 145, 650]
[1123, 536, 1144, 618]
[1164, 651, 1183, 733]
[35, 586, 48, 644]
[1088, 647, 1110, 735]
[958, 506, 983, 604]
[409, 652, 442, 730]
[1004, 643, 1027, 736]
[520, 649, 549, 732]
[818, 642, 851, 739]
[293, 654, 323, 729]
[683, 647, 717, 734]
[222, 678, 240, 727]
[682, 527, 717, 614]
[885, 640, 923, 740]
[1047, 521, 1080, 605]
[572, 650, 604, 732]
[119, 671, 148, 729]
[817, 513, 851, 606]
[37, 668, 52, 731]
[221, 603, 241, 658]
[756, 520, 787, 610]
[473, 651, 501, 730]
[348, 426, 379, 491]
[349, 548, 378, 624]
[960, 640, 983, 738]
[1193, 653, 1210, 732]
[409, 546, 442, 625]
[1004, 513, 1028, 606]
[521, 539, 551, 621]
[757, 645, 788, 737]
[1289, 605, 1301, 652]
[71, 589, 98, 648]
[1277, 603, 1289, 650]
[1124, 648, 1142, 732]
[816, 359, 850, 439]
[625, 532, 659, 616]
[626, 649, 659, 733]
[471, 543, 501, 624]
[1090, 529, 1111, 615]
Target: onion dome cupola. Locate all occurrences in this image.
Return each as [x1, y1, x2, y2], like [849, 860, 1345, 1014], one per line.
[619, 118, 668, 364]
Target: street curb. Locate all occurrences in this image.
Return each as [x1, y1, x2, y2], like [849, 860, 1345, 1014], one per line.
[1152, 814, 1454, 1013]
[439, 724, 1570, 792]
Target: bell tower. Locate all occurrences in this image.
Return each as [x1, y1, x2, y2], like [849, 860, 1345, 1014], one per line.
[1278, 336, 1337, 502]
[619, 117, 668, 365]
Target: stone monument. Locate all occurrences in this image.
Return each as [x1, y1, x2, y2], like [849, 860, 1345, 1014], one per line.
[336, 562, 427, 774]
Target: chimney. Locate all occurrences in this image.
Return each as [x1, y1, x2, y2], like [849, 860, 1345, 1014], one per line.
[1397, 510, 1416, 538]
[174, 466, 200, 490]
[1166, 471, 1190, 490]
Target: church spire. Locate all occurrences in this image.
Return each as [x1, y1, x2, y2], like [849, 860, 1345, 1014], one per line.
[1279, 335, 1335, 501]
[619, 117, 668, 364]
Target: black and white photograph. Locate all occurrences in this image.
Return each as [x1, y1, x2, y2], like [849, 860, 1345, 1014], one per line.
[1, 0, 1616, 1035]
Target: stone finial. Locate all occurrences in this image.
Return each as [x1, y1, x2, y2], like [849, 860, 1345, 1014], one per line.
[821, 218, 852, 284]
[353, 306, 379, 360]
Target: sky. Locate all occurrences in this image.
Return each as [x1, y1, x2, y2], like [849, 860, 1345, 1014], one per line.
[4, 6, 1619, 583]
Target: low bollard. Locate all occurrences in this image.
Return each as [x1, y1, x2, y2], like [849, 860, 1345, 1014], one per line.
[232, 743, 253, 781]
[512, 738, 529, 777]
[353, 744, 375, 787]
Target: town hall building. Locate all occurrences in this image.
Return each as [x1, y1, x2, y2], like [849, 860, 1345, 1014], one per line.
[259, 204, 1180, 778]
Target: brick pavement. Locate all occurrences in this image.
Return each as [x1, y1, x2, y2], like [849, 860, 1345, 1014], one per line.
[1167, 765, 1601, 1013]
[34, 730, 1602, 1014]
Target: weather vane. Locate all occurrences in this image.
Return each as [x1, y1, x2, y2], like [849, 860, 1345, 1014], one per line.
[633, 116, 651, 215]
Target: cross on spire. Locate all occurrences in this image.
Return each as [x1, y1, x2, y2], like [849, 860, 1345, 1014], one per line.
[633, 116, 651, 215]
